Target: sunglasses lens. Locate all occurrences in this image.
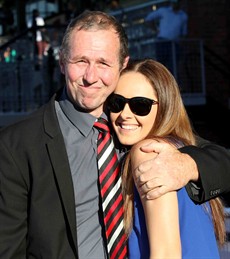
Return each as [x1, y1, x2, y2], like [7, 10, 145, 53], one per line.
[108, 94, 155, 116]
[108, 95, 125, 113]
[130, 98, 152, 116]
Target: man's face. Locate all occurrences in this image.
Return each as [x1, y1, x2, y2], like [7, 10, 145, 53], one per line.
[60, 29, 128, 117]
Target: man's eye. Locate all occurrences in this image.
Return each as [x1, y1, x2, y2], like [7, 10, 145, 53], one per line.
[77, 60, 87, 63]
[68, 59, 86, 64]
[100, 62, 110, 67]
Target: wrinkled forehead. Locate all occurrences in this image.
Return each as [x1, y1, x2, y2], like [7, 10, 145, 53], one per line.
[67, 29, 121, 63]
[70, 27, 120, 47]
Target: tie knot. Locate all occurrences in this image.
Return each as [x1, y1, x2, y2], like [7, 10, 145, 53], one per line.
[94, 118, 110, 132]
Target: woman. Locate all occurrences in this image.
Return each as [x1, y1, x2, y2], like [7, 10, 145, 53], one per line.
[107, 59, 225, 258]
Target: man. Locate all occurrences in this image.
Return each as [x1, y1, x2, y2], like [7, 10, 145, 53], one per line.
[0, 10, 229, 258]
[145, 0, 188, 72]
[27, 9, 49, 65]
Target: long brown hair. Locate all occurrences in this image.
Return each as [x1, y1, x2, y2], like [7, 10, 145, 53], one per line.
[121, 59, 226, 245]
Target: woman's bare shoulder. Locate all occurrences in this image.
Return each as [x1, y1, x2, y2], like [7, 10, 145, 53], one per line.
[130, 139, 159, 166]
[131, 138, 159, 153]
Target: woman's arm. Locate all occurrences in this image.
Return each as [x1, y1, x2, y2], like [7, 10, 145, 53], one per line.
[130, 139, 181, 258]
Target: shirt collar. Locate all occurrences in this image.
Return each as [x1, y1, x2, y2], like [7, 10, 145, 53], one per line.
[58, 89, 107, 137]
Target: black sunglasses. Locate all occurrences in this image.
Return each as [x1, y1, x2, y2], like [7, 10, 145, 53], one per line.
[107, 94, 158, 116]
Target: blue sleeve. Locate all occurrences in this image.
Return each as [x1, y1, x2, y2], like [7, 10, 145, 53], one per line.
[145, 8, 162, 22]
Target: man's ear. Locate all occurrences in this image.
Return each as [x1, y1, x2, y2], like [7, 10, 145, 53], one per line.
[122, 56, 130, 70]
[59, 52, 65, 74]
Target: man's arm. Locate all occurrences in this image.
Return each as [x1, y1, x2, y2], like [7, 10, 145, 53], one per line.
[133, 138, 230, 204]
[0, 139, 28, 258]
[180, 137, 230, 203]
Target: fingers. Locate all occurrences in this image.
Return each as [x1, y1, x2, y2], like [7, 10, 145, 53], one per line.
[139, 140, 161, 153]
[135, 176, 158, 191]
[135, 177, 162, 195]
[145, 186, 168, 200]
[133, 160, 153, 181]
[136, 180, 169, 200]
[140, 139, 176, 154]
[133, 159, 162, 198]
[135, 180, 154, 196]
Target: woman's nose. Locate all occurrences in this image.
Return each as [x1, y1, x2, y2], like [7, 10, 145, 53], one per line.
[119, 103, 133, 118]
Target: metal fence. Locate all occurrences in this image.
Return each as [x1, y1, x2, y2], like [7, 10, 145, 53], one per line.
[0, 33, 63, 117]
[0, 36, 206, 116]
[0, 0, 207, 125]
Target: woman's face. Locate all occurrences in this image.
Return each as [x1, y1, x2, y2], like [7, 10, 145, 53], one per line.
[110, 71, 158, 146]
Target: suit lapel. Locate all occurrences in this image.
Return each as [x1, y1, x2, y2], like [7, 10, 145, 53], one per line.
[43, 95, 78, 251]
[47, 138, 77, 243]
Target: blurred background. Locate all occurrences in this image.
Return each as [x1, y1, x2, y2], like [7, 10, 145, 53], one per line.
[0, 0, 230, 256]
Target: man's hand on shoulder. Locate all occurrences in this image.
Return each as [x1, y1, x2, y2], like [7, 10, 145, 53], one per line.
[132, 139, 199, 199]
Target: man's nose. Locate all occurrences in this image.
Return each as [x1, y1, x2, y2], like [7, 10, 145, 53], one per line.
[83, 64, 99, 84]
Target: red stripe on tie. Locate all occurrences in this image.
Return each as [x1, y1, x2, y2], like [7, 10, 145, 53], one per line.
[110, 234, 127, 259]
[104, 193, 123, 224]
[99, 153, 118, 183]
[100, 164, 120, 197]
[94, 118, 127, 259]
[97, 133, 110, 154]
[106, 203, 123, 238]
[94, 121, 110, 132]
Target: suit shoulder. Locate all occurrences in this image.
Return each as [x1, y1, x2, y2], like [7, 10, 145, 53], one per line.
[0, 100, 55, 140]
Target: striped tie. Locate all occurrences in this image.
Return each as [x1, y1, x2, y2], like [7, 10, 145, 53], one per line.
[94, 118, 127, 259]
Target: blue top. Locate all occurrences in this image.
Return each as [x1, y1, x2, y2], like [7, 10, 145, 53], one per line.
[128, 187, 220, 259]
[145, 6, 188, 40]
